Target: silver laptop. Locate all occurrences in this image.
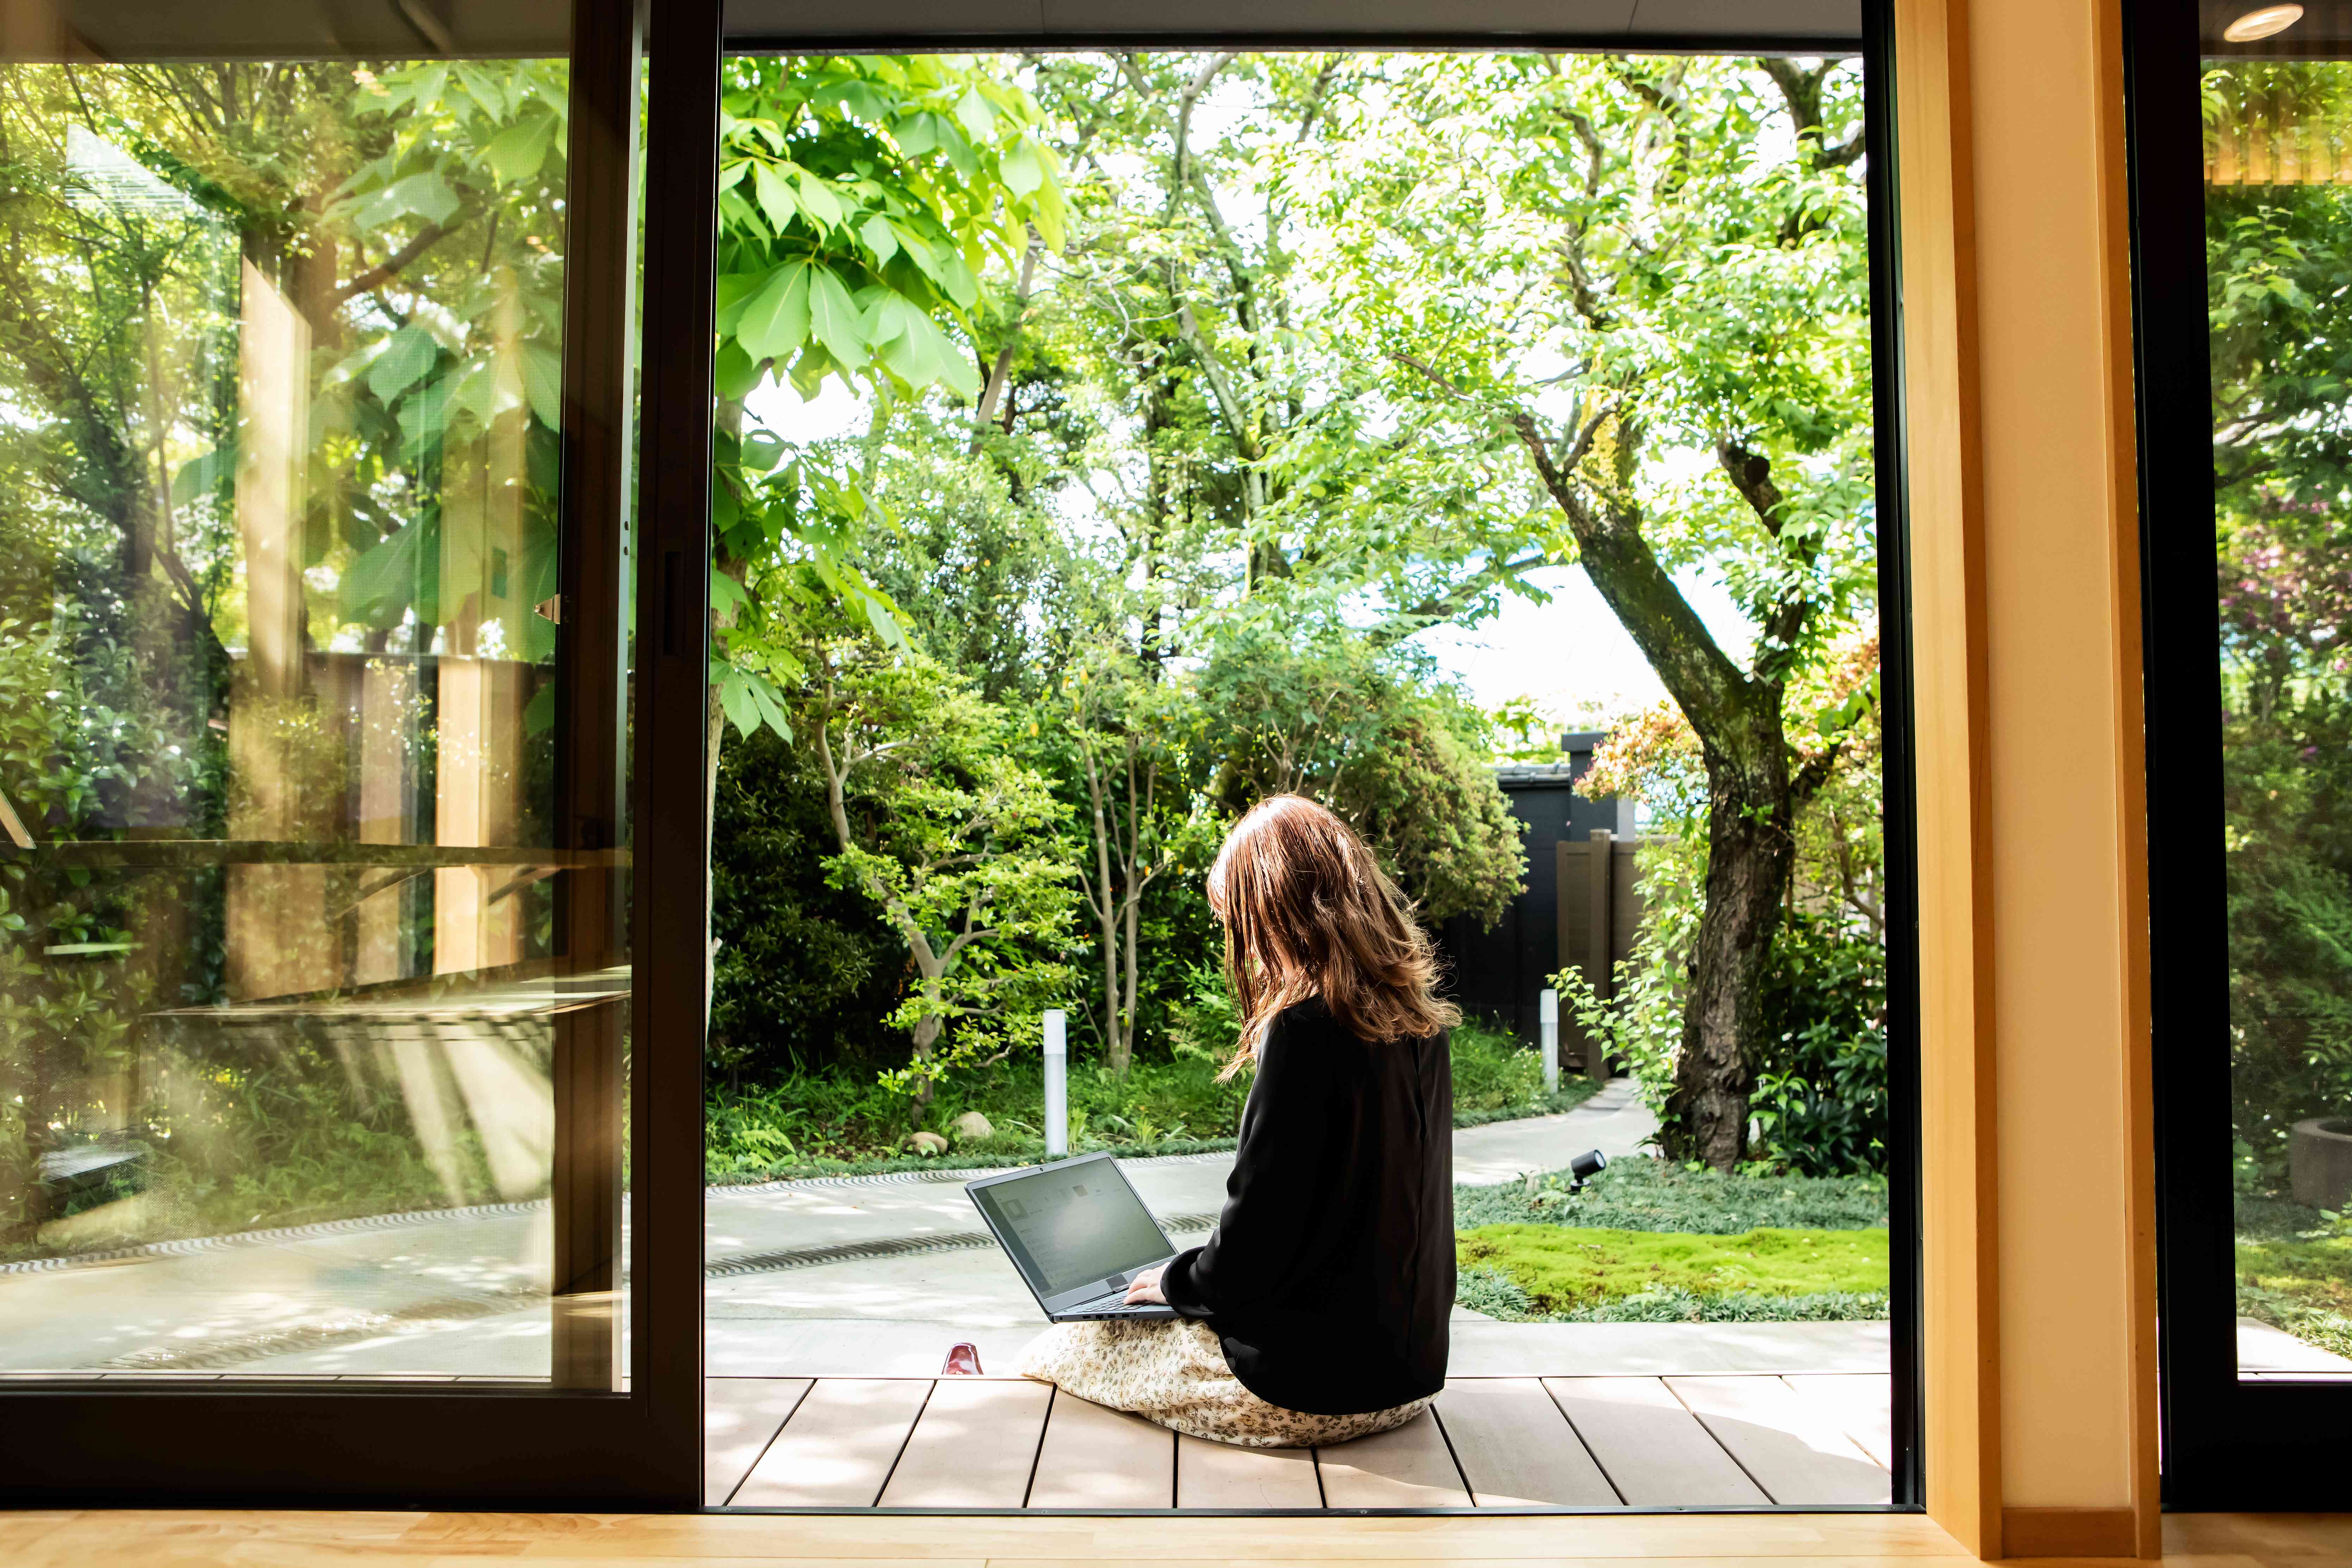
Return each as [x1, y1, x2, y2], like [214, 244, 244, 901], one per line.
[967, 1150, 1180, 1321]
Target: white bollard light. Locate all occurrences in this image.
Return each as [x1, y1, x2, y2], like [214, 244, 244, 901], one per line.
[1538, 988, 1560, 1095]
[1043, 1009, 1068, 1157]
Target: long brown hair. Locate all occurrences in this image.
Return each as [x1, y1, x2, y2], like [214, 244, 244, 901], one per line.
[1206, 794, 1460, 1079]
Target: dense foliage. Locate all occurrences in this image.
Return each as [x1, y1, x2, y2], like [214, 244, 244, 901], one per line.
[704, 1019, 1587, 1178]
[0, 46, 1886, 1245]
[1554, 657, 1888, 1179]
[2203, 62, 2352, 1181]
[704, 51, 1880, 1147]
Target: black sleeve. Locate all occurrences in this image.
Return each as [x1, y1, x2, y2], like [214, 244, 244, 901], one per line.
[1160, 1012, 1347, 1321]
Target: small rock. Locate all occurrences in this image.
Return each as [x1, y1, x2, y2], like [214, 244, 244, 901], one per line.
[908, 1131, 949, 1156]
[950, 1111, 996, 1142]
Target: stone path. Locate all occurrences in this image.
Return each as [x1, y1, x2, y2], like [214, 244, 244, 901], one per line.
[0, 1082, 1811, 1381]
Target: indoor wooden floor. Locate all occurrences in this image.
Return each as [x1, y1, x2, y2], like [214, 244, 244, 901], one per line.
[5, 1506, 2347, 1567]
[708, 1373, 1893, 1509]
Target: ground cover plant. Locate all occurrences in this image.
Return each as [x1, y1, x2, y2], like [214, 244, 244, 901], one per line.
[706, 1019, 1591, 1180]
[1452, 1154, 1890, 1323]
[2233, 1188, 2352, 1363]
[1457, 1223, 1886, 1311]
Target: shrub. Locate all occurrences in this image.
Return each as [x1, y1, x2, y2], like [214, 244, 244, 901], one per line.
[1558, 841, 1889, 1177]
[1454, 1151, 1888, 1233]
[1751, 910, 1889, 1176]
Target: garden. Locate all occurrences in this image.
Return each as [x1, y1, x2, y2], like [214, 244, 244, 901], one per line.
[695, 48, 1889, 1194]
[2203, 59, 2352, 1362]
[0, 48, 1897, 1272]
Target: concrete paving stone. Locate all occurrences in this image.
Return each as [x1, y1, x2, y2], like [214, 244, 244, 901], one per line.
[0, 1084, 1685, 1379]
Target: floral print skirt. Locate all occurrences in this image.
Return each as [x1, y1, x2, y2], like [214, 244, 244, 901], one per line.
[1016, 1317, 1433, 1449]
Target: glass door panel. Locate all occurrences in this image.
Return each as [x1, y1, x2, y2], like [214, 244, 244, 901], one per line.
[0, 1, 623, 1389]
[2135, 0, 2352, 1507]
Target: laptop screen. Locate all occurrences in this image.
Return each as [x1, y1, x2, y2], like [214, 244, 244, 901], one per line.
[972, 1163, 1172, 1298]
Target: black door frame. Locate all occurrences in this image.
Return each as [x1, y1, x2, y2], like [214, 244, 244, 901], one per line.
[702, 2, 1923, 1518]
[2123, 0, 2352, 1510]
[0, 0, 722, 1509]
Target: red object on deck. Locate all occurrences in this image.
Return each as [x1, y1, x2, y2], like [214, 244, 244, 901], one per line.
[940, 1342, 984, 1376]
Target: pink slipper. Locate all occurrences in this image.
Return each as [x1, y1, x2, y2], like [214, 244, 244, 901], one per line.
[940, 1342, 984, 1375]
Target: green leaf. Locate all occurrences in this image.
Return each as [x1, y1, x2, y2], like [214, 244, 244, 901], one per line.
[715, 338, 761, 400]
[859, 212, 899, 265]
[791, 167, 845, 229]
[170, 443, 235, 507]
[366, 325, 440, 402]
[736, 261, 814, 363]
[888, 222, 945, 286]
[867, 294, 974, 396]
[524, 342, 563, 429]
[753, 161, 800, 233]
[711, 567, 749, 621]
[953, 87, 997, 144]
[807, 266, 868, 370]
[482, 112, 557, 186]
[713, 269, 764, 334]
[1000, 141, 1043, 197]
[892, 112, 939, 154]
[740, 430, 788, 471]
[937, 249, 979, 311]
[355, 171, 461, 230]
[719, 669, 759, 736]
[748, 676, 793, 740]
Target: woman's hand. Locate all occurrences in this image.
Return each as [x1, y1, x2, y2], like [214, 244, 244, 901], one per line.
[1124, 1264, 1168, 1305]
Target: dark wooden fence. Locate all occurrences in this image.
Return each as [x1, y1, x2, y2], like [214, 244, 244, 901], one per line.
[1433, 756, 1649, 1079]
[1555, 830, 1649, 1081]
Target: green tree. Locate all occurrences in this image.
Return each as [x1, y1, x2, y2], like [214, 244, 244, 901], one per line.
[1198, 629, 1526, 928]
[1056, 642, 1218, 1075]
[2199, 60, 2352, 1173]
[1296, 54, 1879, 1168]
[786, 598, 1077, 1107]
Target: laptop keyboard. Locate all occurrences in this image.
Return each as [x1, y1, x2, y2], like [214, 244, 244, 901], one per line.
[1070, 1292, 1160, 1315]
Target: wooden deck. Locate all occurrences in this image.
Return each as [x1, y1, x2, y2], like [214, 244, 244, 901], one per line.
[706, 1373, 1892, 1510]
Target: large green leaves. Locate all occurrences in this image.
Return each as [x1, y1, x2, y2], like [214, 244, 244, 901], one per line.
[712, 55, 1062, 403]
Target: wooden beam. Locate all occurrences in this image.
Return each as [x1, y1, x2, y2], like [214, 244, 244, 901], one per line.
[1891, 0, 2003, 1554]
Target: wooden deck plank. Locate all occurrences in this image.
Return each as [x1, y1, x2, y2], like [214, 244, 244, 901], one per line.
[732, 1378, 931, 1507]
[1434, 1379, 1620, 1507]
[1174, 1435, 1321, 1509]
[703, 1378, 813, 1507]
[1665, 1375, 1890, 1505]
[878, 1379, 1054, 1508]
[1541, 1376, 1767, 1507]
[1024, 1392, 1174, 1508]
[1782, 1374, 1896, 1470]
[1311, 1410, 1470, 1508]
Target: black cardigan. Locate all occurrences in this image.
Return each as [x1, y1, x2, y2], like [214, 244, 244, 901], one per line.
[1159, 997, 1452, 1416]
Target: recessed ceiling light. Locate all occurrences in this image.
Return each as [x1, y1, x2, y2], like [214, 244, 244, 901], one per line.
[2225, 4, 2306, 42]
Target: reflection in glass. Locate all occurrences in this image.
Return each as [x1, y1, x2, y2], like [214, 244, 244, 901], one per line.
[2203, 51, 2352, 1380]
[0, 20, 626, 1383]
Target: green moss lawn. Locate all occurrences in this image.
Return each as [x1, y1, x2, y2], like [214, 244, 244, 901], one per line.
[1452, 1156, 1892, 1324]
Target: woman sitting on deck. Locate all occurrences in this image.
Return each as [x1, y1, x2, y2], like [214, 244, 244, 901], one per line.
[1017, 794, 1458, 1449]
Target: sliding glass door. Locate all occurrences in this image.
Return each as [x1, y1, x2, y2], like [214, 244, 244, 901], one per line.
[2131, 0, 2352, 1508]
[0, 0, 712, 1504]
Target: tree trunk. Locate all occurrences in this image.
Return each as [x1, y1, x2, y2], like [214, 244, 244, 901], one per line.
[1665, 737, 1798, 1168]
[1117, 885, 1141, 1075]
